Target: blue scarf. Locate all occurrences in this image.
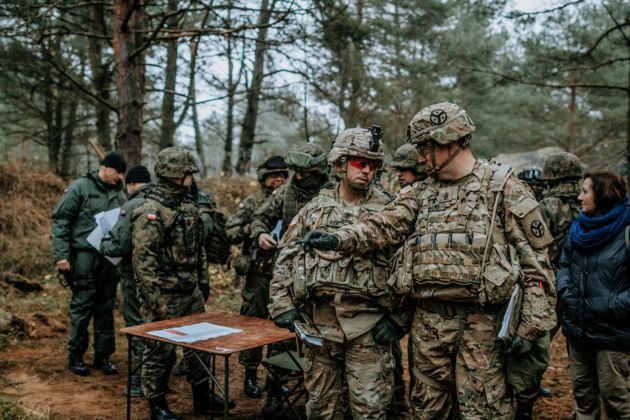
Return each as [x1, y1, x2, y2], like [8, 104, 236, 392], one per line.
[570, 198, 630, 251]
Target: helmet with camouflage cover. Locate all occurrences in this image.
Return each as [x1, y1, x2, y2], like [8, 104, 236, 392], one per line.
[328, 126, 385, 165]
[543, 152, 583, 181]
[155, 147, 199, 178]
[257, 155, 288, 183]
[407, 102, 475, 146]
[285, 143, 328, 174]
[390, 144, 424, 173]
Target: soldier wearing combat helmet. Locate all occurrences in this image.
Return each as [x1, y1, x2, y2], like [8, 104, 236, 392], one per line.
[132, 147, 234, 419]
[301, 102, 557, 419]
[225, 155, 288, 399]
[249, 143, 331, 415]
[390, 143, 427, 188]
[270, 126, 405, 419]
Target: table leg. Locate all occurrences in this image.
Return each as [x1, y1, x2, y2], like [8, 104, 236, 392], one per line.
[224, 355, 229, 420]
[126, 334, 132, 420]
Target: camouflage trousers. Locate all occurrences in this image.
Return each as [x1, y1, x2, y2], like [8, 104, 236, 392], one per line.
[303, 331, 394, 420]
[238, 268, 271, 369]
[410, 307, 511, 420]
[120, 266, 144, 364]
[68, 250, 117, 359]
[140, 287, 208, 400]
[507, 332, 551, 403]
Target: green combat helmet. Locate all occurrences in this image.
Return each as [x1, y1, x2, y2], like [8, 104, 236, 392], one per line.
[391, 144, 425, 173]
[407, 102, 475, 146]
[328, 126, 385, 166]
[543, 152, 583, 182]
[285, 143, 328, 174]
[155, 147, 200, 179]
[257, 155, 288, 183]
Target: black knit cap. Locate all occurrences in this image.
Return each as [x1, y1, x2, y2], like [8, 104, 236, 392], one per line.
[125, 165, 151, 184]
[101, 152, 127, 173]
[260, 155, 287, 170]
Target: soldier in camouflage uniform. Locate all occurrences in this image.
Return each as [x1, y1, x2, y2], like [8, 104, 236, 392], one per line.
[249, 143, 331, 414]
[132, 148, 233, 420]
[225, 156, 288, 398]
[101, 165, 153, 395]
[517, 167, 545, 201]
[52, 151, 127, 376]
[390, 143, 427, 188]
[270, 127, 404, 419]
[302, 102, 557, 419]
[507, 152, 584, 419]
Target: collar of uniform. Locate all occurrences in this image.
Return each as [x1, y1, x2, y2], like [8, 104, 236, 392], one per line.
[545, 181, 581, 199]
[156, 179, 191, 200]
[432, 159, 484, 188]
[88, 171, 123, 193]
[129, 182, 155, 200]
[332, 183, 376, 206]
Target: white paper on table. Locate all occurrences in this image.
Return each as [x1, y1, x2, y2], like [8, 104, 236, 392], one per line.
[86, 207, 121, 265]
[148, 322, 243, 343]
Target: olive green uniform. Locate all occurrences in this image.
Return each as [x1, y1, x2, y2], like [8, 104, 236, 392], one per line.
[52, 172, 126, 362]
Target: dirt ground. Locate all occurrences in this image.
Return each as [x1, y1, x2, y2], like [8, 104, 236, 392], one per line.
[0, 275, 577, 419]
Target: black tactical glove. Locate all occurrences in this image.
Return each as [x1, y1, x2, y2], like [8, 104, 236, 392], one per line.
[303, 230, 340, 253]
[273, 309, 301, 332]
[372, 315, 404, 344]
[505, 335, 533, 355]
[199, 283, 210, 302]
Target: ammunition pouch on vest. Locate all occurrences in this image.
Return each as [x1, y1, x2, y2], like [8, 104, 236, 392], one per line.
[389, 161, 521, 305]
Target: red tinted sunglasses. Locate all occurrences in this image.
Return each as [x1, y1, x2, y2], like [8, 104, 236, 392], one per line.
[347, 157, 378, 171]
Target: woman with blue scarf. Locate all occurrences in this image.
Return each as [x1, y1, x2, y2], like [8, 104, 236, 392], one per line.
[557, 169, 630, 420]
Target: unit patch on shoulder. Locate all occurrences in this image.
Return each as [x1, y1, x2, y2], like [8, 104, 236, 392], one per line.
[400, 185, 412, 195]
[530, 220, 545, 238]
[147, 213, 158, 221]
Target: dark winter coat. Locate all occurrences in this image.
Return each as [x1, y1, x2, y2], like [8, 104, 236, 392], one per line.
[557, 226, 630, 350]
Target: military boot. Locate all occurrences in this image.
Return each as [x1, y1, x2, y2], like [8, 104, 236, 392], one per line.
[124, 373, 143, 397]
[148, 395, 179, 420]
[191, 380, 236, 415]
[515, 401, 534, 420]
[68, 354, 90, 376]
[261, 379, 283, 418]
[244, 367, 262, 398]
[94, 353, 118, 375]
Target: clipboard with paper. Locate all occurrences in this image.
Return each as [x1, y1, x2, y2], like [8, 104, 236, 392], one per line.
[498, 283, 523, 345]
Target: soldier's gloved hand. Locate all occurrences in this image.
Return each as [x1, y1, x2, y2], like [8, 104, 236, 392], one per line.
[372, 315, 404, 344]
[303, 230, 340, 253]
[505, 335, 533, 355]
[199, 283, 210, 302]
[273, 309, 301, 332]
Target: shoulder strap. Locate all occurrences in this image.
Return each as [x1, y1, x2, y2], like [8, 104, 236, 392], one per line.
[146, 188, 178, 209]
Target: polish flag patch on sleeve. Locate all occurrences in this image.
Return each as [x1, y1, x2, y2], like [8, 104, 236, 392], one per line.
[147, 213, 158, 220]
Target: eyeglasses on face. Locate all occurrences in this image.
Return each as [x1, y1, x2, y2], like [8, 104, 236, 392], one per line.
[347, 157, 378, 171]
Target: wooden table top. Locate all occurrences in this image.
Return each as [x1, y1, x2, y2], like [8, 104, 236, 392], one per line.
[121, 311, 295, 355]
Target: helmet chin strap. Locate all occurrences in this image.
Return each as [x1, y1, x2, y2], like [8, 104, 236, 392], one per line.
[426, 140, 467, 178]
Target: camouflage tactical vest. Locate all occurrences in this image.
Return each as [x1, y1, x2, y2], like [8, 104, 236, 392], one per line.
[395, 160, 522, 305]
[146, 188, 204, 289]
[294, 188, 392, 302]
[282, 184, 317, 230]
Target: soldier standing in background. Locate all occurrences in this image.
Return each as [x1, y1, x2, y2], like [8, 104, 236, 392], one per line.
[270, 127, 403, 419]
[388, 142, 429, 415]
[507, 151, 584, 419]
[52, 151, 127, 376]
[225, 155, 289, 398]
[132, 148, 233, 420]
[301, 102, 557, 419]
[101, 165, 153, 396]
[249, 142, 331, 414]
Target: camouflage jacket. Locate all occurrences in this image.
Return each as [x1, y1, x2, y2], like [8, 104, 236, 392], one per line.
[52, 172, 126, 262]
[101, 183, 154, 271]
[197, 190, 230, 264]
[226, 187, 274, 253]
[539, 182, 581, 271]
[269, 185, 395, 341]
[131, 181, 208, 318]
[249, 176, 332, 242]
[334, 160, 557, 342]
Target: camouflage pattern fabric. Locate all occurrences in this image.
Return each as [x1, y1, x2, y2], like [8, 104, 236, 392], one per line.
[539, 182, 581, 271]
[52, 172, 126, 360]
[332, 159, 557, 418]
[197, 190, 230, 264]
[101, 182, 154, 363]
[506, 332, 551, 400]
[131, 180, 208, 399]
[270, 185, 397, 419]
[226, 187, 276, 369]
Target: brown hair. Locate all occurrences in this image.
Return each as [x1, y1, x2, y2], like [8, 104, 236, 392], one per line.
[583, 170, 627, 214]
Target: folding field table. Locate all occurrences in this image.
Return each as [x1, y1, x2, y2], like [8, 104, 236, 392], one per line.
[122, 311, 296, 419]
